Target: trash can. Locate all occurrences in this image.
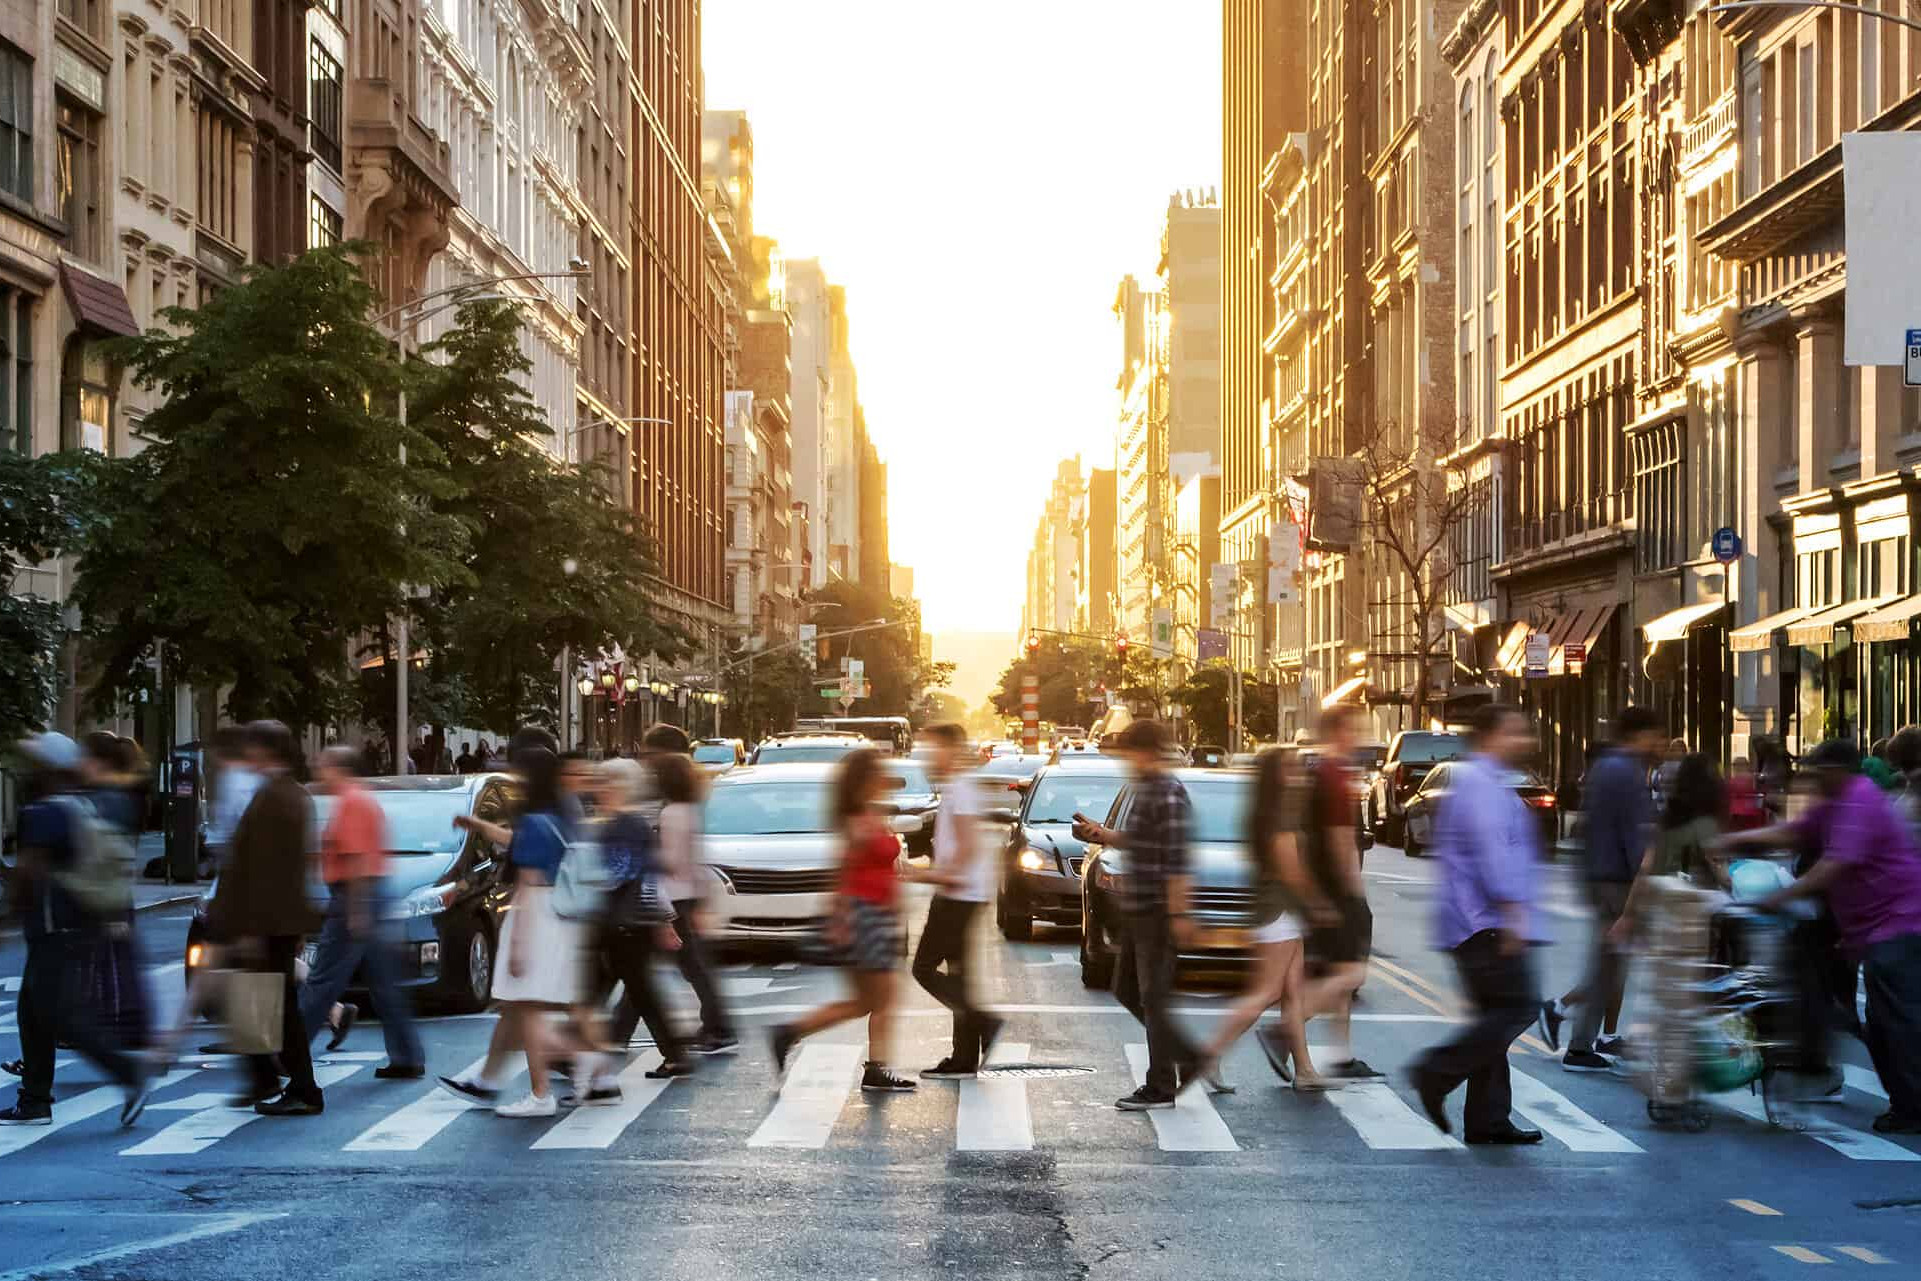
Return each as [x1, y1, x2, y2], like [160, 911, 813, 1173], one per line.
[163, 742, 203, 882]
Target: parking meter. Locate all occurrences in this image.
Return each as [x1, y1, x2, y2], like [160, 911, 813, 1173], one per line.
[164, 742, 202, 881]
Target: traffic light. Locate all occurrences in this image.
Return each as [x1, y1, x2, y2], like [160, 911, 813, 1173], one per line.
[1024, 633, 1040, 656]
[1115, 635, 1129, 658]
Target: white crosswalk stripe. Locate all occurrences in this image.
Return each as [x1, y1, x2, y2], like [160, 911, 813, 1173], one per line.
[1320, 1080, 1463, 1150]
[1844, 1065, 1889, 1101]
[0, 1069, 196, 1158]
[1123, 1043, 1237, 1151]
[956, 1041, 1033, 1151]
[749, 1042, 861, 1149]
[531, 1053, 675, 1151]
[121, 1063, 364, 1156]
[1509, 1069, 1644, 1153]
[343, 1057, 526, 1152]
[1714, 1089, 1921, 1161]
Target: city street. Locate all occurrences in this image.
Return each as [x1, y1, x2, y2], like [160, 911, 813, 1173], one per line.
[1, 849, 1912, 1281]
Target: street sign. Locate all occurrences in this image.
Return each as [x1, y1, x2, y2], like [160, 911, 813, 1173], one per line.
[1564, 641, 1586, 673]
[1908, 329, 1921, 387]
[1197, 628, 1228, 661]
[1711, 526, 1743, 565]
[1151, 608, 1173, 659]
[1524, 630, 1550, 679]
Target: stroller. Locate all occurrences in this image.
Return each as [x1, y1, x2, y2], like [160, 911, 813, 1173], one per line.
[1639, 862, 1810, 1132]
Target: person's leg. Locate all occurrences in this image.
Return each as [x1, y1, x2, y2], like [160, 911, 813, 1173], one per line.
[14, 944, 59, 1109]
[1202, 940, 1289, 1061]
[46, 938, 143, 1090]
[1569, 883, 1627, 1053]
[518, 1005, 553, 1099]
[1111, 916, 1146, 1025]
[1278, 943, 1321, 1082]
[608, 929, 687, 1063]
[671, 899, 733, 1039]
[1862, 936, 1921, 1119]
[1136, 918, 1194, 1093]
[296, 898, 362, 1047]
[1415, 934, 1514, 1100]
[358, 914, 424, 1070]
[1459, 946, 1538, 1135]
[857, 969, 895, 1064]
[268, 937, 318, 1099]
[912, 897, 978, 1061]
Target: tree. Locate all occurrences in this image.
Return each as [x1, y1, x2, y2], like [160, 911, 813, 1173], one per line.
[0, 450, 102, 739]
[916, 689, 967, 725]
[1166, 666, 1280, 747]
[804, 580, 952, 715]
[1349, 414, 1479, 728]
[404, 301, 682, 737]
[73, 246, 466, 729]
[720, 645, 816, 742]
[991, 634, 1164, 728]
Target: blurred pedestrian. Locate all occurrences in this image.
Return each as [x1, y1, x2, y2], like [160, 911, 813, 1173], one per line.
[208, 720, 324, 1116]
[589, 758, 689, 1092]
[770, 748, 916, 1093]
[910, 722, 1004, 1079]
[1410, 703, 1547, 1143]
[1295, 704, 1381, 1081]
[1888, 727, 1921, 837]
[437, 747, 587, 1117]
[1722, 739, 1921, 1133]
[76, 733, 153, 1053]
[0, 732, 153, 1129]
[294, 746, 424, 1081]
[1072, 718, 1204, 1110]
[1538, 705, 1664, 1071]
[1866, 738, 1902, 792]
[205, 725, 261, 876]
[1194, 746, 1331, 1092]
[1727, 756, 1767, 831]
[1609, 752, 1730, 950]
[455, 742, 478, 774]
[1652, 738, 1689, 811]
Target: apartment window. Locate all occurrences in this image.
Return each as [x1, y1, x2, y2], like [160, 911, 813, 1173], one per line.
[309, 195, 341, 248]
[198, 109, 242, 247]
[57, 0, 106, 42]
[1796, 39, 1816, 164]
[309, 40, 343, 172]
[0, 44, 30, 203]
[56, 96, 103, 262]
[0, 290, 33, 453]
[60, 336, 113, 453]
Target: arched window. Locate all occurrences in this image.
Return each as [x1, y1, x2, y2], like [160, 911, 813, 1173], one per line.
[60, 334, 115, 453]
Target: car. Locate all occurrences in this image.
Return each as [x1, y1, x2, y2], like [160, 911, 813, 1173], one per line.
[987, 741, 1024, 758]
[184, 774, 517, 1013]
[1399, 761, 1558, 856]
[1078, 768, 1258, 988]
[994, 759, 1130, 941]
[884, 757, 940, 854]
[1049, 739, 1103, 762]
[747, 732, 866, 766]
[1189, 743, 1229, 768]
[692, 738, 747, 776]
[972, 754, 1047, 822]
[1364, 730, 1467, 846]
[701, 763, 921, 945]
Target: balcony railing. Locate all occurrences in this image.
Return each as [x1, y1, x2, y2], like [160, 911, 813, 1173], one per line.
[1681, 90, 1737, 170]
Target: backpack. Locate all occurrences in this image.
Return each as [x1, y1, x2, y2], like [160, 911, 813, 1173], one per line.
[47, 795, 136, 921]
[548, 813, 616, 921]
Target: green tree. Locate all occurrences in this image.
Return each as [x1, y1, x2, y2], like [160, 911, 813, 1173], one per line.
[991, 634, 1153, 727]
[404, 301, 681, 736]
[720, 646, 817, 742]
[804, 581, 953, 715]
[73, 246, 465, 728]
[0, 450, 102, 739]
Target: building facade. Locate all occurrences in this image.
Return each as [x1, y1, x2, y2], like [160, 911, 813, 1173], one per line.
[1075, 466, 1117, 636]
[785, 256, 832, 588]
[1024, 456, 1082, 638]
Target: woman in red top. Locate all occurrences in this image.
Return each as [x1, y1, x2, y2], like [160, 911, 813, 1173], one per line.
[769, 749, 917, 1092]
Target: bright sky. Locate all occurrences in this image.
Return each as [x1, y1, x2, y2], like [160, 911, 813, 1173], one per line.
[702, 1, 1221, 634]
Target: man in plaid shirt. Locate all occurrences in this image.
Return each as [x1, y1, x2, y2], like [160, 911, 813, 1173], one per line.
[1075, 718, 1203, 1109]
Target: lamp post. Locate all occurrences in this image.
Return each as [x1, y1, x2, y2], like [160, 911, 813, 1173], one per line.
[1703, 0, 1921, 30]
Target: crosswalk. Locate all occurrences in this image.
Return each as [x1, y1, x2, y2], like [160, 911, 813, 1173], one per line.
[3, 1040, 1908, 1167]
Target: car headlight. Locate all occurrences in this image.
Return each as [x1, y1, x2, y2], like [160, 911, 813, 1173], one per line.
[1018, 848, 1047, 871]
[399, 884, 451, 918]
[1094, 858, 1125, 892]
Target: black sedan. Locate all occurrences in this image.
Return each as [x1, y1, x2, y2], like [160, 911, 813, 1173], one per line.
[185, 774, 518, 1012]
[994, 760, 1129, 942]
[1399, 762, 1557, 857]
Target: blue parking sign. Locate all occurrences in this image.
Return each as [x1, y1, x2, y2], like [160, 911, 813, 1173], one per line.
[1712, 526, 1742, 564]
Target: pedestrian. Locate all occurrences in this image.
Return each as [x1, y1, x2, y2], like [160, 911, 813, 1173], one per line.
[769, 748, 917, 1093]
[588, 757, 690, 1090]
[0, 732, 154, 1129]
[1866, 738, 1903, 792]
[910, 722, 1005, 1079]
[1410, 703, 1547, 1144]
[1537, 705, 1665, 1071]
[1721, 739, 1921, 1132]
[1887, 726, 1921, 837]
[1727, 756, 1767, 831]
[436, 746, 588, 1117]
[77, 733, 153, 1052]
[475, 738, 496, 771]
[1651, 737, 1688, 810]
[294, 746, 424, 1081]
[1071, 718, 1205, 1110]
[205, 725, 261, 876]
[208, 720, 325, 1116]
[1193, 746, 1331, 1092]
[455, 742, 478, 774]
[1294, 704, 1381, 1081]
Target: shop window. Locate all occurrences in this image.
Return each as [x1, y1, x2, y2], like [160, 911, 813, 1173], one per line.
[61, 336, 115, 454]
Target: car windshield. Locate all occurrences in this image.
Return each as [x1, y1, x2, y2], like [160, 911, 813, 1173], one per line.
[1181, 778, 1252, 843]
[705, 782, 832, 835]
[1026, 773, 1126, 824]
[753, 743, 857, 764]
[312, 790, 468, 855]
[692, 744, 736, 764]
[1395, 733, 1466, 765]
[887, 762, 933, 793]
[1416, 765, 1453, 794]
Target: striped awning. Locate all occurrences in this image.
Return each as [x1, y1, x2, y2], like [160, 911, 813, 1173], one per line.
[1785, 596, 1899, 647]
[1494, 622, 1530, 676]
[1494, 606, 1616, 676]
[1729, 604, 1814, 653]
[1642, 600, 1727, 645]
[1854, 595, 1921, 644]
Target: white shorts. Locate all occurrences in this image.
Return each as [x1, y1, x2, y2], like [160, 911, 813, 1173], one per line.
[1252, 912, 1302, 945]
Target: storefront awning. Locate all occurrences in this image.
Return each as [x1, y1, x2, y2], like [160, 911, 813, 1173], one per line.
[1548, 603, 1616, 675]
[1320, 674, 1367, 708]
[1494, 622, 1530, 676]
[1641, 600, 1727, 645]
[1785, 595, 1900, 647]
[1729, 604, 1814, 653]
[1854, 595, 1921, 643]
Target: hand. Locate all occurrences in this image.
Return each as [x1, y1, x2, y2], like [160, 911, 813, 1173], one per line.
[453, 814, 479, 833]
[508, 946, 527, 979]
[1606, 915, 1633, 948]
[1169, 915, 1196, 946]
[691, 909, 714, 937]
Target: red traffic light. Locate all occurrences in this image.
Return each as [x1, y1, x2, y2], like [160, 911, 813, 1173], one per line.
[1115, 635, 1129, 654]
[1024, 633, 1040, 654]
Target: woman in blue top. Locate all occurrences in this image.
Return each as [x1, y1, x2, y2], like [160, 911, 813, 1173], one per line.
[437, 748, 588, 1118]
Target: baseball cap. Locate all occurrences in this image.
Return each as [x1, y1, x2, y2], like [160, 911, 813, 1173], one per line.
[18, 730, 81, 772]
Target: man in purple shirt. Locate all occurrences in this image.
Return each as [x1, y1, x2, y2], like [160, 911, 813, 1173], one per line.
[1409, 703, 1549, 1143]
[1722, 738, 1921, 1133]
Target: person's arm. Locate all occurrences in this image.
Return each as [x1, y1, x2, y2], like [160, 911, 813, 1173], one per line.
[1718, 819, 1800, 852]
[1163, 787, 1194, 943]
[1756, 856, 1846, 912]
[454, 814, 512, 846]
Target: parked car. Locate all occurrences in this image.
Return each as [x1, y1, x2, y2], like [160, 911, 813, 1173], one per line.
[1399, 761, 1558, 856]
[885, 757, 940, 854]
[995, 759, 1130, 941]
[701, 763, 921, 945]
[973, 754, 1048, 821]
[184, 774, 517, 1013]
[693, 738, 747, 776]
[1364, 730, 1467, 846]
[1189, 743, 1229, 768]
[1078, 768, 1257, 988]
[747, 732, 867, 766]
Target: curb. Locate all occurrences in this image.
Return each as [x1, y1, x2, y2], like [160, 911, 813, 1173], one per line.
[0, 888, 203, 940]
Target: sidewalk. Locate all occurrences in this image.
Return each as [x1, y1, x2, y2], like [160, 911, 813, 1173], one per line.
[1, 834, 204, 937]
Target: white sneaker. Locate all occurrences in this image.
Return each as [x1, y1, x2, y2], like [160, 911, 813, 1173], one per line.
[495, 1091, 557, 1118]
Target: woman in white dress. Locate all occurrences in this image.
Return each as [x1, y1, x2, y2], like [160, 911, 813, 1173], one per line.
[1193, 747, 1332, 1092]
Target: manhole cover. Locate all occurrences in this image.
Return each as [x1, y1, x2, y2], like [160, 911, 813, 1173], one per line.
[978, 1063, 1096, 1079]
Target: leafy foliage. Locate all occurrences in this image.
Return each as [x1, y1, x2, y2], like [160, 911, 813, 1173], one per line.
[990, 634, 1144, 727]
[0, 450, 104, 739]
[1164, 666, 1280, 747]
[804, 580, 952, 717]
[719, 645, 816, 742]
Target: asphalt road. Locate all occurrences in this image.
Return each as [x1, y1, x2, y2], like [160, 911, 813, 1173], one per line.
[1, 850, 1917, 1281]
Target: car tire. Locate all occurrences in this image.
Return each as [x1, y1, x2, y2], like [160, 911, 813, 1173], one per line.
[1380, 813, 1405, 849]
[1079, 917, 1114, 989]
[446, 918, 495, 1014]
[1404, 830, 1423, 858]
[998, 884, 1033, 942]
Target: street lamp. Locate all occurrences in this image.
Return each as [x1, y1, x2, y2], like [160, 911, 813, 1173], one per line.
[623, 673, 641, 694]
[576, 676, 595, 697]
[1704, 0, 1921, 31]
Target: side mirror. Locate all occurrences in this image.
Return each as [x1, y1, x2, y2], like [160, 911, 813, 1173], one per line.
[888, 814, 924, 836]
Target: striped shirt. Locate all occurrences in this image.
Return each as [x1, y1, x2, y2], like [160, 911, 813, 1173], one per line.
[1119, 772, 1191, 915]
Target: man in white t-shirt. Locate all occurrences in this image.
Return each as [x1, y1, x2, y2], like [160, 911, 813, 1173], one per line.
[910, 723, 1006, 1079]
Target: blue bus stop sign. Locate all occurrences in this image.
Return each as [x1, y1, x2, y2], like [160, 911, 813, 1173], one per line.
[1712, 527, 1743, 564]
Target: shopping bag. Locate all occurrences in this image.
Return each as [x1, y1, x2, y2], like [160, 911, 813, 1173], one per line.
[219, 969, 285, 1055]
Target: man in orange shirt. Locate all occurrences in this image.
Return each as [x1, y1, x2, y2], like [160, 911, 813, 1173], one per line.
[296, 745, 424, 1080]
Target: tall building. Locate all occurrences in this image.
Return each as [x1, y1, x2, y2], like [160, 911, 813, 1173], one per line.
[1075, 467, 1117, 636]
[1025, 458, 1082, 637]
[890, 563, 915, 602]
[631, 0, 726, 633]
[1173, 468, 1223, 671]
[858, 422, 888, 593]
[575, 0, 637, 505]
[826, 285, 859, 580]
[786, 258, 832, 587]
[1113, 274, 1164, 644]
[1162, 191, 1222, 463]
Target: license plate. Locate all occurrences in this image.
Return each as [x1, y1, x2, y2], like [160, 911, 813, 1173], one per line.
[1194, 927, 1250, 950]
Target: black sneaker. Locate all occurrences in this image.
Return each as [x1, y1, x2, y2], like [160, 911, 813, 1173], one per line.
[920, 1058, 979, 1080]
[1, 1059, 23, 1077]
[1115, 1084, 1175, 1111]
[1409, 1068, 1452, 1135]
[0, 1100, 52, 1126]
[373, 1063, 426, 1081]
[581, 1082, 626, 1103]
[1873, 1110, 1921, 1134]
[1562, 1049, 1612, 1073]
[645, 1060, 695, 1081]
[325, 1003, 359, 1052]
[770, 1026, 798, 1080]
[692, 1033, 740, 1057]
[860, 1063, 917, 1092]
[1593, 1034, 1631, 1059]
[1329, 1058, 1385, 1081]
[253, 1091, 324, 1117]
[435, 1075, 500, 1106]
[1535, 1002, 1565, 1053]
[976, 1014, 1007, 1062]
[120, 1076, 155, 1128]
